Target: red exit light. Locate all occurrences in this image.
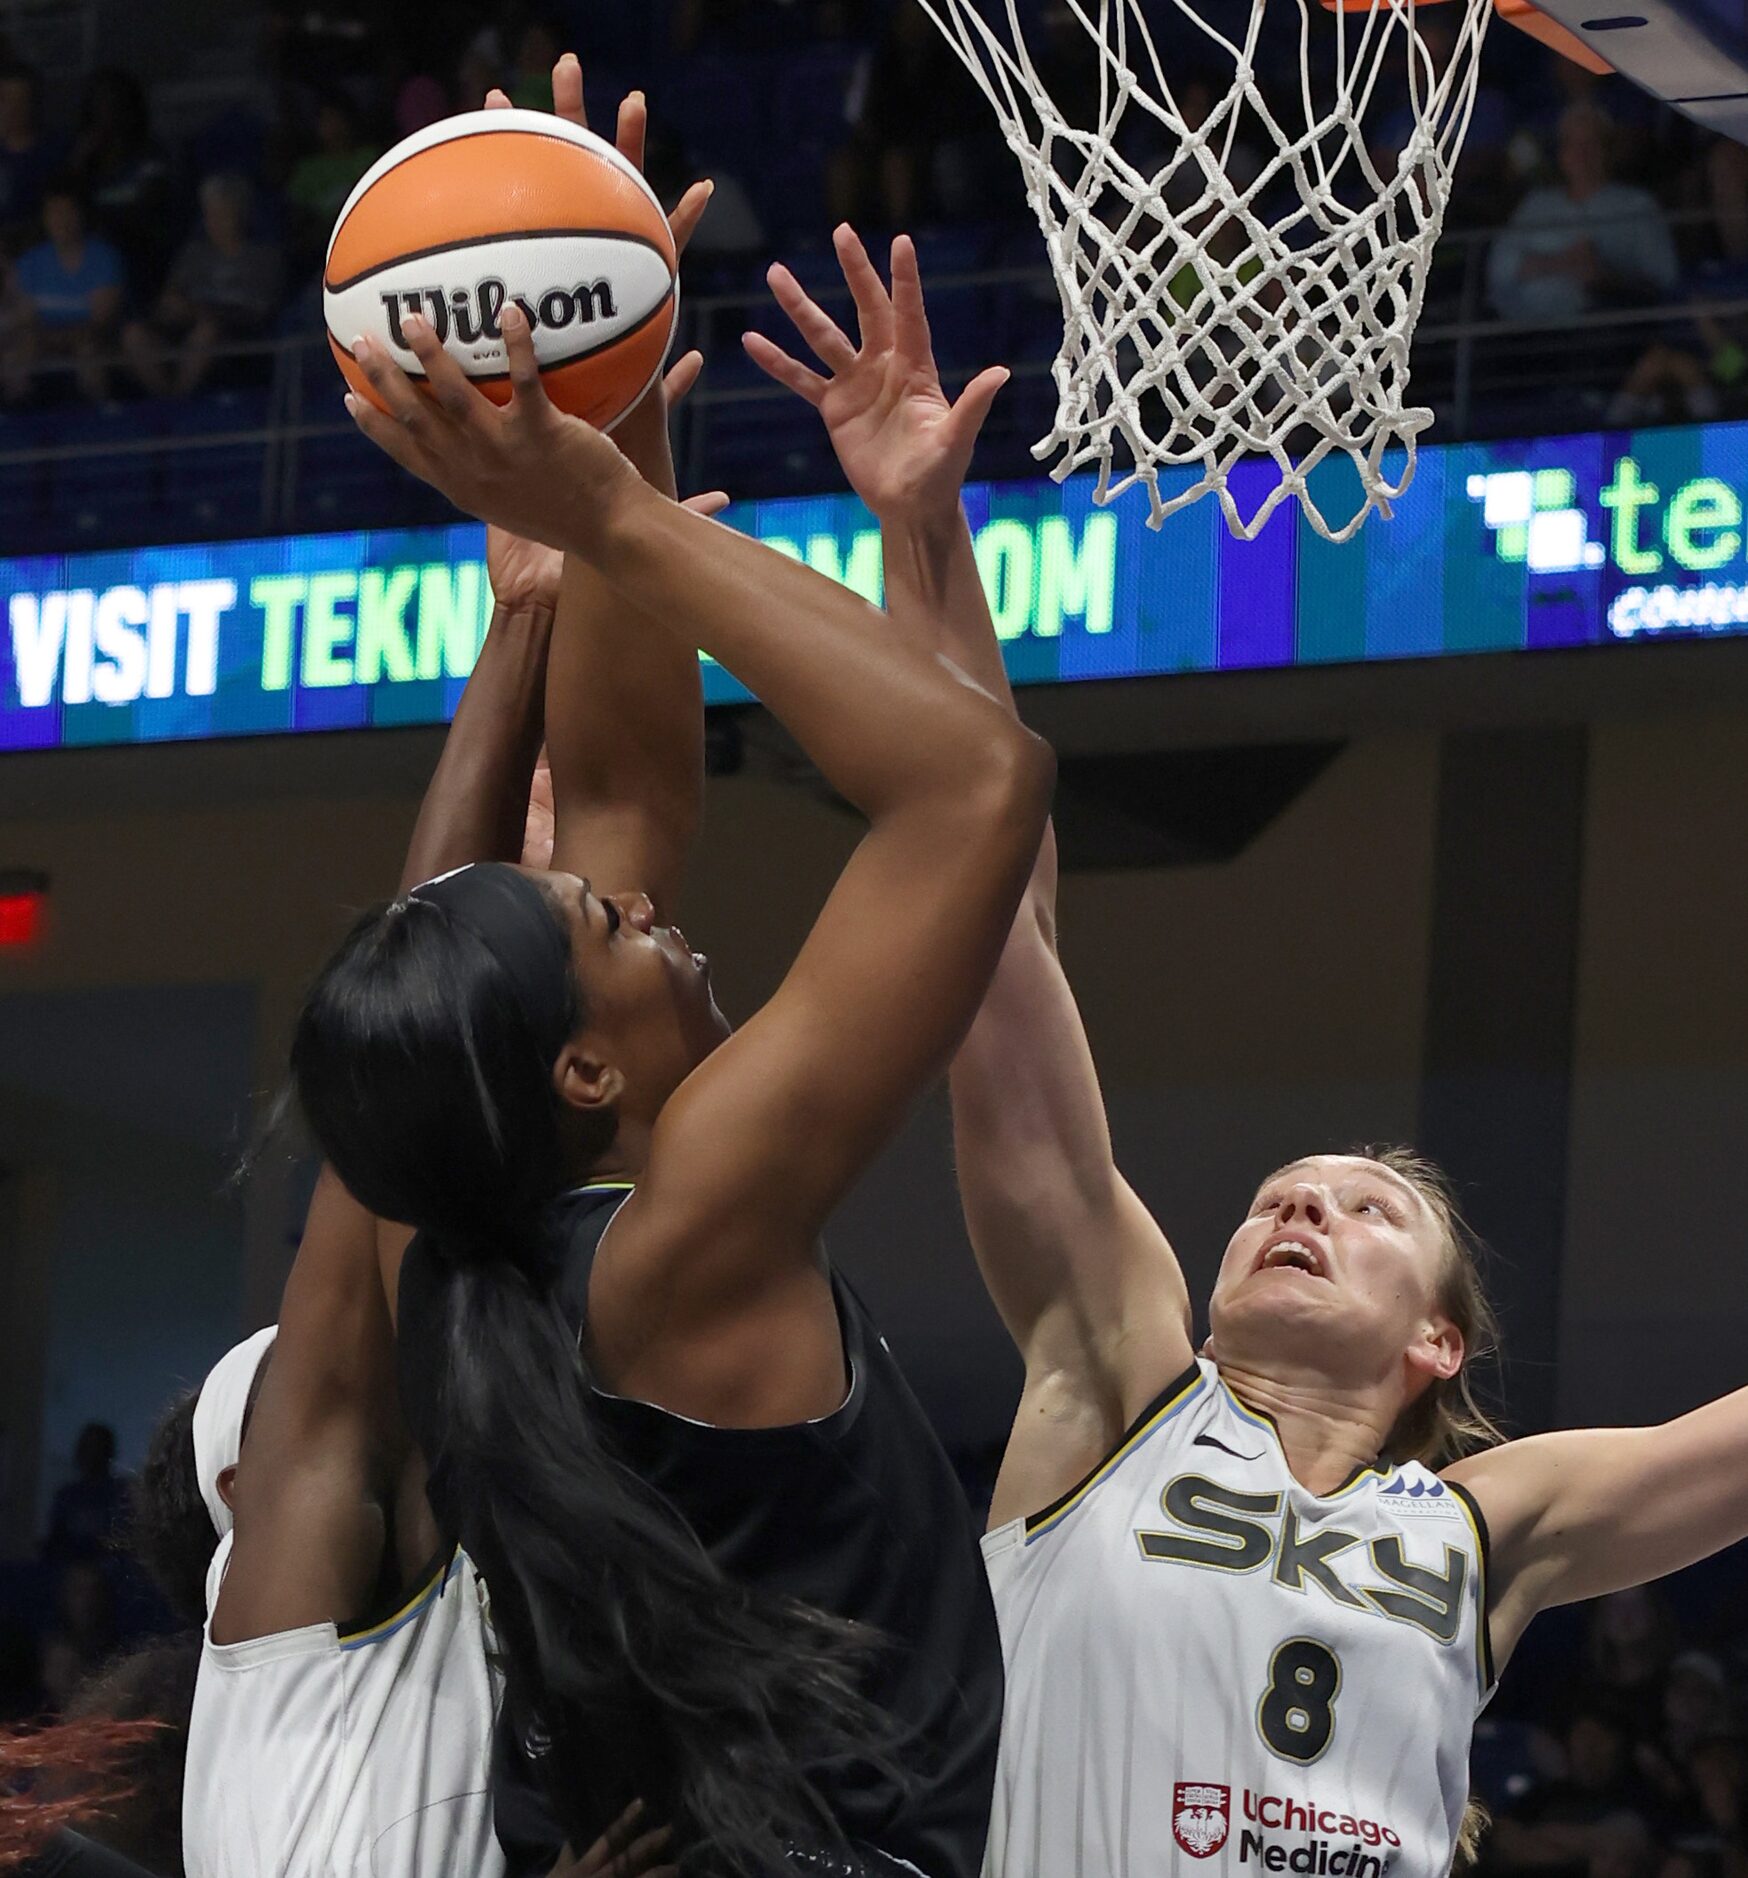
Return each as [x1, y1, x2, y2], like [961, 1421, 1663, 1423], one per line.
[0, 875, 48, 949]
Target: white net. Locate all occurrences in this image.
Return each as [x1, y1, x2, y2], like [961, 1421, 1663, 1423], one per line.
[913, 0, 1493, 540]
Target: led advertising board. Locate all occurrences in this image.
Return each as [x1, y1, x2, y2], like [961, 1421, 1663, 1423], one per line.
[5, 423, 1747, 751]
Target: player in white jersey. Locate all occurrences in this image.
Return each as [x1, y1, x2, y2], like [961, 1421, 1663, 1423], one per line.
[980, 1347, 1489, 1877]
[751, 234, 1748, 1878]
[176, 496, 563, 1878]
[182, 1320, 504, 1878]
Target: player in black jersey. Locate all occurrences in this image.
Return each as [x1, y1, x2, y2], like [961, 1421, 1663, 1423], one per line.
[290, 77, 1045, 1878]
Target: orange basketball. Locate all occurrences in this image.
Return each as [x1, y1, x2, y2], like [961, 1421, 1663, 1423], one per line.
[324, 110, 678, 431]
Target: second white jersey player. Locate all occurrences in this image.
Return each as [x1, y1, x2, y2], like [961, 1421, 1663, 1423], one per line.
[184, 1531, 503, 1878]
[983, 1356, 1493, 1878]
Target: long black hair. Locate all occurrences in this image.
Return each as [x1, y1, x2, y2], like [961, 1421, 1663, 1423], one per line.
[290, 871, 897, 1873]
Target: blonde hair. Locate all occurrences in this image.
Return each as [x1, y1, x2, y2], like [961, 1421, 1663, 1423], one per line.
[1453, 1796, 1491, 1870]
[1374, 1155, 1499, 1876]
[1354, 1146, 1506, 1469]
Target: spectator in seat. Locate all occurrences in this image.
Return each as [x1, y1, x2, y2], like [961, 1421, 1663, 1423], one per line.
[1584, 1587, 1679, 1724]
[1613, 137, 1748, 424]
[831, 4, 989, 226]
[507, 17, 564, 109]
[1488, 103, 1678, 322]
[286, 96, 374, 254]
[1490, 1709, 1661, 1878]
[394, 71, 449, 137]
[454, 39, 502, 122]
[1, 181, 124, 403]
[1368, 11, 1516, 228]
[0, 62, 56, 254]
[123, 172, 284, 396]
[1631, 1655, 1742, 1839]
[66, 70, 173, 299]
[43, 1424, 130, 1564]
[1664, 1654, 1735, 1763]
[1680, 1734, 1748, 1869]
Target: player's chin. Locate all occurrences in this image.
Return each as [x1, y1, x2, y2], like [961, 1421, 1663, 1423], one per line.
[1222, 1271, 1341, 1327]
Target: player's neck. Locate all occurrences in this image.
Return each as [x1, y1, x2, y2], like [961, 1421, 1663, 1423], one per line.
[1215, 1359, 1393, 1495]
[570, 1119, 652, 1189]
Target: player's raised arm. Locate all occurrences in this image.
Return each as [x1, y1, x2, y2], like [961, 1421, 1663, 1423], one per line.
[344, 305, 1052, 1418]
[749, 227, 1194, 1521]
[216, 520, 562, 1643]
[1447, 1382, 1748, 1666]
[496, 60, 717, 913]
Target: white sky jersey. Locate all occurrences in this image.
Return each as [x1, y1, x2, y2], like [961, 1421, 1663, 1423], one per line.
[982, 1358, 1494, 1878]
[184, 1532, 504, 1878]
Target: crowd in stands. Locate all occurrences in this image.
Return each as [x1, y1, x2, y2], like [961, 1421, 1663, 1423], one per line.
[0, 0, 1746, 537]
[1473, 1570, 1748, 1878]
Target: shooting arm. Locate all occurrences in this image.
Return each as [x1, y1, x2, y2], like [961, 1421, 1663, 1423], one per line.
[546, 372, 701, 914]
[511, 66, 715, 915]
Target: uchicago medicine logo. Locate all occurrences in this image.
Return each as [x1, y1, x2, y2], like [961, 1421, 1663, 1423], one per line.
[1175, 1784, 1232, 1858]
[1174, 1782, 1403, 1871]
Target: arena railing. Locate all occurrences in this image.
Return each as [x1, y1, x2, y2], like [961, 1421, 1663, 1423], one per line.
[0, 208, 1737, 554]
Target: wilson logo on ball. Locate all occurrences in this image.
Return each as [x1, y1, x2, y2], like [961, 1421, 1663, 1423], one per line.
[379, 277, 620, 350]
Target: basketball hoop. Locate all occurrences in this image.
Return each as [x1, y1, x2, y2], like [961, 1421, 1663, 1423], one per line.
[914, 0, 1497, 540]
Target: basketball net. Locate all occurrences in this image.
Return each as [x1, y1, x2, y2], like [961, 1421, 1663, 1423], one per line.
[914, 0, 1492, 540]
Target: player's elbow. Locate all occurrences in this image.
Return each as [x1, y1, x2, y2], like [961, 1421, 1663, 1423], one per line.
[962, 721, 1055, 855]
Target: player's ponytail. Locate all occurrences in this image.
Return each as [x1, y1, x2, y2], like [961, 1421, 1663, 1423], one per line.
[291, 874, 899, 1873]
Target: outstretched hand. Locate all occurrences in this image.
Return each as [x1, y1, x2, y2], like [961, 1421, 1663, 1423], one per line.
[486, 52, 709, 482]
[744, 224, 1009, 523]
[485, 55, 713, 256]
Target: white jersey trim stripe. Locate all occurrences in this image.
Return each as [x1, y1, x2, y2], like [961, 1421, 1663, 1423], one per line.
[338, 1550, 463, 1652]
[1444, 1478, 1497, 1694]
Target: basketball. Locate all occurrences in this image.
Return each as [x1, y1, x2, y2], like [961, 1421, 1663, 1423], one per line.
[323, 109, 678, 431]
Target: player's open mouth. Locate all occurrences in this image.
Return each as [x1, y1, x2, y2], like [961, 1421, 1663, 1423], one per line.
[1253, 1235, 1328, 1279]
[668, 925, 709, 975]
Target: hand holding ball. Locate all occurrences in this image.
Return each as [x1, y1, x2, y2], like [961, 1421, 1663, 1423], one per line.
[324, 109, 678, 430]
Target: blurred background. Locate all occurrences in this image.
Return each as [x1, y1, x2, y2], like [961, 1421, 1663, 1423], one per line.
[5, 4, 1748, 1877]
[0, 0, 1740, 542]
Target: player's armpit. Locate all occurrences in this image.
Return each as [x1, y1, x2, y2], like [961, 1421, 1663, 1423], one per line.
[212, 1446, 391, 1645]
[1448, 1382, 1748, 1663]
